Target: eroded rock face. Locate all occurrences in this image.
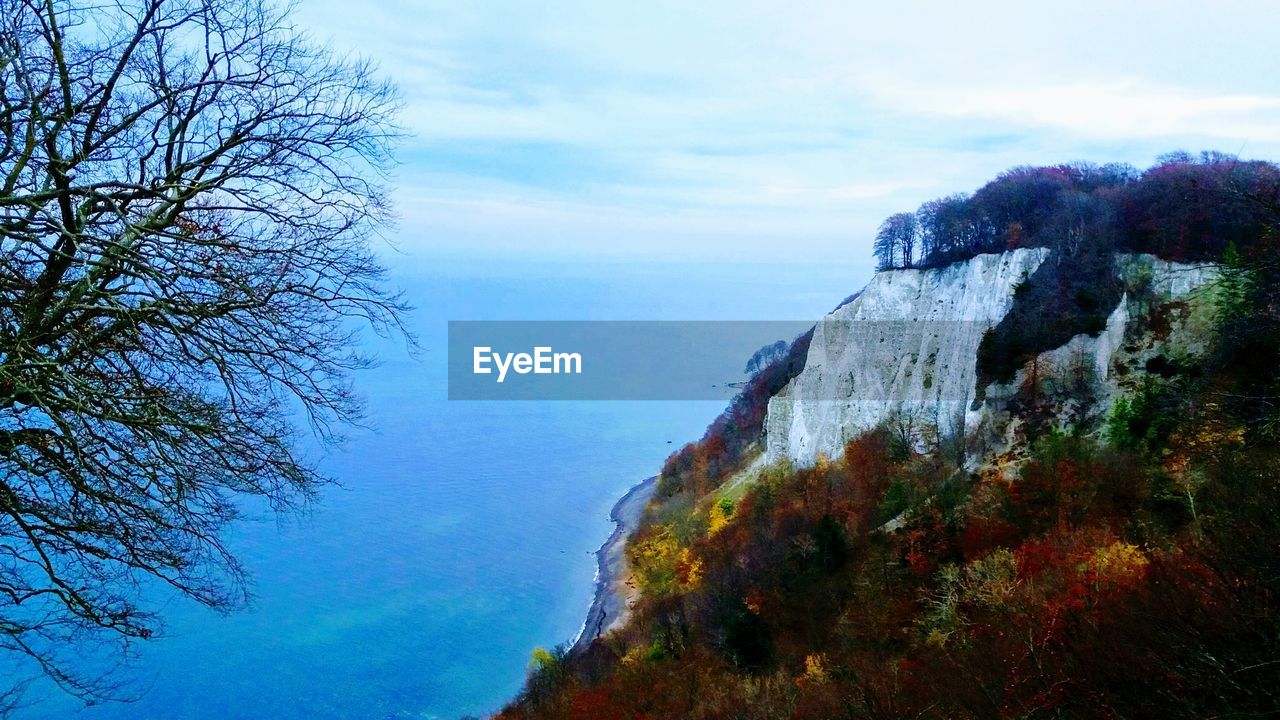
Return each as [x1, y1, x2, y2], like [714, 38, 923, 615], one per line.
[763, 251, 1221, 467]
[764, 249, 1050, 465]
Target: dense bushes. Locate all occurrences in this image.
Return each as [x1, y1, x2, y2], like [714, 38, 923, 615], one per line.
[503, 405, 1280, 719]
[502, 402, 1280, 719]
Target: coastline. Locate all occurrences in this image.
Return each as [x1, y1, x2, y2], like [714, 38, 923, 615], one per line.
[570, 476, 656, 653]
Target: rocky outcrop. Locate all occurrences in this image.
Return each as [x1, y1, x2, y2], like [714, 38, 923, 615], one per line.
[764, 249, 1049, 465]
[764, 250, 1221, 466]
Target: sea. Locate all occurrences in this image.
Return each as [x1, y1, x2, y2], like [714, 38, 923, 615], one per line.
[19, 255, 868, 720]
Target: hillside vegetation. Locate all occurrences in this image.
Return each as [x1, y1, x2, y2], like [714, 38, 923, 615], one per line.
[499, 155, 1280, 720]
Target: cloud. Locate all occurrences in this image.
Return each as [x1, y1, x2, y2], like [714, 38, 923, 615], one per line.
[296, 0, 1280, 262]
[862, 77, 1280, 143]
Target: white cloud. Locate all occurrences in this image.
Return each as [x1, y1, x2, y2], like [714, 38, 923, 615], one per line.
[296, 0, 1280, 262]
[862, 77, 1280, 143]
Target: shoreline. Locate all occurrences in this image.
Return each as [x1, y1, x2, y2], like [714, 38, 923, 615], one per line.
[570, 476, 656, 653]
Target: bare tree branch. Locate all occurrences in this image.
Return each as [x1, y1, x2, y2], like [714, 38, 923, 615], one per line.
[0, 0, 404, 707]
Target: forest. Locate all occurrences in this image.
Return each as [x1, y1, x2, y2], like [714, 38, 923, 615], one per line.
[498, 154, 1280, 720]
[874, 153, 1279, 270]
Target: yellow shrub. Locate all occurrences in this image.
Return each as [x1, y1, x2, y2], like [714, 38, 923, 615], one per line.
[708, 497, 734, 534]
[963, 548, 1019, 609]
[803, 654, 828, 683]
[529, 647, 557, 670]
[678, 547, 704, 588]
[1091, 541, 1148, 583]
[630, 529, 681, 595]
[620, 645, 648, 667]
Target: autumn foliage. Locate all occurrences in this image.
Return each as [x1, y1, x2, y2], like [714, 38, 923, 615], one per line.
[875, 153, 1280, 272]
[502, 420, 1280, 719]
[657, 328, 812, 500]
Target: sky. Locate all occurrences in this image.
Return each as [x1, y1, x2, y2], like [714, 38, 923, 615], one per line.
[296, 0, 1280, 269]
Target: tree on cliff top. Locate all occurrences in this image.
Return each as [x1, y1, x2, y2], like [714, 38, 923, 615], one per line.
[0, 0, 402, 707]
[873, 212, 917, 270]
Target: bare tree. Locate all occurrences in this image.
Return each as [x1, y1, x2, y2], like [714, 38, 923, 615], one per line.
[0, 0, 402, 705]
[873, 212, 917, 270]
[872, 217, 899, 271]
[922, 404, 969, 469]
[883, 405, 921, 459]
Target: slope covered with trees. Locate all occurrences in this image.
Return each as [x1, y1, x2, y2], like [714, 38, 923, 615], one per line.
[499, 155, 1280, 720]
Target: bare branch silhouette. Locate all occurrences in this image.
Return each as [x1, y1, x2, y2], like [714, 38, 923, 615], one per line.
[0, 0, 403, 707]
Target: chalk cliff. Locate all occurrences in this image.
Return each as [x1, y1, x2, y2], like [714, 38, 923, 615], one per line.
[764, 250, 1219, 466]
[764, 249, 1048, 464]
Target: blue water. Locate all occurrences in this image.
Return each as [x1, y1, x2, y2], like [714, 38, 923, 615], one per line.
[21, 256, 868, 720]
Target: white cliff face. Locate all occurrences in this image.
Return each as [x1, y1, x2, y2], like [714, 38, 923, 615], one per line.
[1026, 255, 1220, 390]
[1125, 255, 1220, 298]
[763, 250, 1222, 467]
[765, 248, 1050, 465]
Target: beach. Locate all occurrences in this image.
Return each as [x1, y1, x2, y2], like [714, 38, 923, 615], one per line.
[572, 476, 656, 652]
